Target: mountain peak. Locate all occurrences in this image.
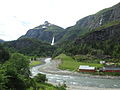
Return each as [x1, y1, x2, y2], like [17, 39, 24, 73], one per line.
[44, 21, 50, 25]
[44, 21, 52, 27]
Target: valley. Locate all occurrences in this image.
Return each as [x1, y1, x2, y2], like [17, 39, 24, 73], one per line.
[1, 2, 120, 90]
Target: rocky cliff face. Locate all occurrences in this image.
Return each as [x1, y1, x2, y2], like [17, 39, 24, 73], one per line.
[19, 21, 65, 43]
[76, 2, 120, 30]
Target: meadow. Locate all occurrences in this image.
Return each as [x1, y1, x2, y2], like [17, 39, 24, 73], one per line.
[55, 54, 103, 71]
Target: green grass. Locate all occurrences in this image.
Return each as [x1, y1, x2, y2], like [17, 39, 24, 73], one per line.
[30, 61, 41, 67]
[55, 54, 103, 71]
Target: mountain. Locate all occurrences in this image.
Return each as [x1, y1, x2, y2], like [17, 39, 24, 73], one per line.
[59, 2, 120, 42]
[0, 39, 4, 43]
[19, 21, 65, 43]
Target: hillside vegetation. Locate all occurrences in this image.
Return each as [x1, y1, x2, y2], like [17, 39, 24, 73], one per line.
[3, 38, 56, 57]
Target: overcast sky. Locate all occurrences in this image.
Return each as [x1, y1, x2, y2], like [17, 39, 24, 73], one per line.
[0, 0, 119, 41]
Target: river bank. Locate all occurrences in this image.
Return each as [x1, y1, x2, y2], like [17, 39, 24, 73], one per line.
[39, 59, 120, 79]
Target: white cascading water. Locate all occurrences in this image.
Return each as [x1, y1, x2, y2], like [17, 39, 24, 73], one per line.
[51, 37, 55, 45]
[99, 18, 103, 25]
[99, 15, 103, 25]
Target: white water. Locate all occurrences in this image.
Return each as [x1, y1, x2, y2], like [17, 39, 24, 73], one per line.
[99, 15, 103, 25]
[51, 37, 55, 45]
[99, 18, 103, 25]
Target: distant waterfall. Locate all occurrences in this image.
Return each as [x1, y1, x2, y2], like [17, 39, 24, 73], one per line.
[99, 18, 103, 25]
[99, 15, 103, 25]
[51, 37, 55, 45]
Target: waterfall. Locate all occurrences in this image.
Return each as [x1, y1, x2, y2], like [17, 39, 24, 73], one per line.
[51, 37, 55, 45]
[99, 18, 103, 25]
[99, 15, 103, 25]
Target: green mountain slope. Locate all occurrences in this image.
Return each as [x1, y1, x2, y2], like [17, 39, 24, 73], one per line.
[3, 38, 55, 57]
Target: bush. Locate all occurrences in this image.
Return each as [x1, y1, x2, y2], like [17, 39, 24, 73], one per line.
[34, 73, 47, 83]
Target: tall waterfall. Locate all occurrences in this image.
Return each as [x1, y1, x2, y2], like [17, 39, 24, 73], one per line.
[51, 37, 55, 45]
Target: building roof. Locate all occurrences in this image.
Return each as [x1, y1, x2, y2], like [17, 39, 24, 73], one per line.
[79, 65, 95, 70]
[103, 67, 120, 70]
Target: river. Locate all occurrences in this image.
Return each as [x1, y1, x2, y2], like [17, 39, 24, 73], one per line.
[30, 58, 120, 89]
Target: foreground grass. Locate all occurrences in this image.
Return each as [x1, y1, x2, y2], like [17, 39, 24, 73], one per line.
[30, 61, 41, 67]
[55, 54, 103, 71]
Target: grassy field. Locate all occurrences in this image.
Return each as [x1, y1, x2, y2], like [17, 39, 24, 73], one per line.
[30, 61, 41, 67]
[55, 54, 103, 71]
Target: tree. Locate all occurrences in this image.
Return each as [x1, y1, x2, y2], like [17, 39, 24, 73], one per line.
[1, 53, 32, 90]
[34, 73, 47, 83]
[0, 64, 8, 89]
[9, 53, 30, 76]
[0, 45, 9, 63]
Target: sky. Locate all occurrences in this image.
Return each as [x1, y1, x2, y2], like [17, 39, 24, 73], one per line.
[0, 0, 119, 41]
